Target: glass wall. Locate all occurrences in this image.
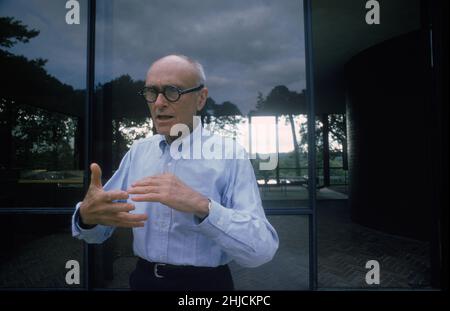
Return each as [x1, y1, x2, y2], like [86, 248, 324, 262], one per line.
[230, 215, 309, 290]
[93, 216, 310, 290]
[0, 0, 87, 288]
[312, 0, 435, 289]
[0, 1, 87, 209]
[0, 214, 84, 288]
[91, 0, 309, 289]
[1, 0, 442, 292]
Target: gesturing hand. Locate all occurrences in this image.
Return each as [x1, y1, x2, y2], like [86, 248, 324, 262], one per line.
[79, 163, 148, 228]
[127, 173, 210, 219]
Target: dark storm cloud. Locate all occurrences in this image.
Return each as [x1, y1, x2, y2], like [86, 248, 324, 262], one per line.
[97, 0, 306, 114]
[2, 0, 306, 114]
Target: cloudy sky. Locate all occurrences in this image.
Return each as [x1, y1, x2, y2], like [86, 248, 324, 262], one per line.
[2, 0, 306, 115]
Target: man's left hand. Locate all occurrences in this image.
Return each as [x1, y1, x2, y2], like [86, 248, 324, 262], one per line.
[127, 173, 210, 218]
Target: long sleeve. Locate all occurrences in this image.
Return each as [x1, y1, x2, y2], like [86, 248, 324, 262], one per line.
[196, 157, 279, 268]
[71, 150, 132, 244]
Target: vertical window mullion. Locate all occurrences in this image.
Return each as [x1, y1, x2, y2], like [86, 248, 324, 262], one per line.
[84, 0, 97, 291]
[303, 0, 317, 291]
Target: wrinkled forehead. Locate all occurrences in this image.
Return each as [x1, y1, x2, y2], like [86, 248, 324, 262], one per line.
[145, 57, 198, 86]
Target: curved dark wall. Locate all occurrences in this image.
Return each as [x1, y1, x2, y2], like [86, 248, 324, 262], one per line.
[346, 30, 432, 241]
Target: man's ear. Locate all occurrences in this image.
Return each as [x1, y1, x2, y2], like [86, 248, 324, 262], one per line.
[196, 87, 208, 111]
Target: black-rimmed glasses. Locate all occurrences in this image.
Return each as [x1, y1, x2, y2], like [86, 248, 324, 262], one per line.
[139, 84, 204, 103]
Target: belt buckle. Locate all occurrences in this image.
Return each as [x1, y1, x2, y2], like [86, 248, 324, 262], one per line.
[154, 263, 166, 278]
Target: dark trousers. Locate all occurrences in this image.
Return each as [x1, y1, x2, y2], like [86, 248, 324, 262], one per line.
[129, 258, 235, 291]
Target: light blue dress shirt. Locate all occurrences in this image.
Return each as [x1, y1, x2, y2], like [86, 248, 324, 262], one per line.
[72, 125, 279, 268]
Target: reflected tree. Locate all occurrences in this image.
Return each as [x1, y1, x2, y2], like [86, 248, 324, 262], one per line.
[253, 85, 307, 176]
[95, 74, 152, 167]
[299, 115, 346, 160]
[0, 17, 82, 172]
[328, 114, 346, 152]
[0, 17, 39, 48]
[200, 97, 242, 138]
[12, 105, 77, 170]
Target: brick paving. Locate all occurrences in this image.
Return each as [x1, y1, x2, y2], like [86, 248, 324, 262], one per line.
[317, 200, 430, 289]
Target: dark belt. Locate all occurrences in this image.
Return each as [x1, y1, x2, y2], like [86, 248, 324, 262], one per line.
[136, 258, 228, 279]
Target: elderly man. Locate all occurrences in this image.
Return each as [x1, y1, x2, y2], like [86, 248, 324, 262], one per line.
[72, 54, 279, 291]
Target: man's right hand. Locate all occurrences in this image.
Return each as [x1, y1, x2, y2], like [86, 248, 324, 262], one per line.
[79, 163, 148, 228]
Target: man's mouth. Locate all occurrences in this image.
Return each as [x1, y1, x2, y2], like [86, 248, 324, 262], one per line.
[156, 115, 174, 121]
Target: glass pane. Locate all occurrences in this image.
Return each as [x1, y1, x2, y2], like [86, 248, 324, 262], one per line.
[92, 215, 309, 290]
[313, 0, 433, 288]
[92, 228, 135, 289]
[94, 0, 308, 208]
[315, 115, 349, 200]
[0, 0, 87, 208]
[92, 0, 309, 289]
[0, 214, 84, 288]
[230, 215, 309, 290]
[255, 115, 310, 208]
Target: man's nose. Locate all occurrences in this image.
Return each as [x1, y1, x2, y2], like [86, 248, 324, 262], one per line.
[153, 93, 168, 108]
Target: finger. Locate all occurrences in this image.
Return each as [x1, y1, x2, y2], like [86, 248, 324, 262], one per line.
[130, 193, 162, 202]
[90, 163, 103, 189]
[107, 202, 135, 213]
[130, 176, 151, 187]
[127, 185, 159, 195]
[131, 176, 165, 187]
[117, 212, 148, 222]
[103, 190, 129, 202]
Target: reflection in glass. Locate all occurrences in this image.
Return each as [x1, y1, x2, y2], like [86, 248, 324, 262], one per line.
[313, 114, 349, 200]
[95, 0, 307, 208]
[0, 214, 84, 288]
[313, 0, 433, 289]
[92, 0, 309, 290]
[230, 215, 309, 290]
[92, 216, 309, 290]
[0, 0, 87, 207]
[92, 228, 135, 289]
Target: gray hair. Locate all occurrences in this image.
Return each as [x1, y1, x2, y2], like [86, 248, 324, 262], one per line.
[153, 54, 206, 85]
[174, 54, 206, 85]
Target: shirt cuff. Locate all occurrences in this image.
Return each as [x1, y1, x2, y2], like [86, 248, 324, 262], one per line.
[72, 203, 99, 235]
[195, 199, 233, 239]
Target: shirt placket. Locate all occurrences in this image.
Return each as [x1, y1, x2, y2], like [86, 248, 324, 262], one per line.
[157, 145, 175, 263]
